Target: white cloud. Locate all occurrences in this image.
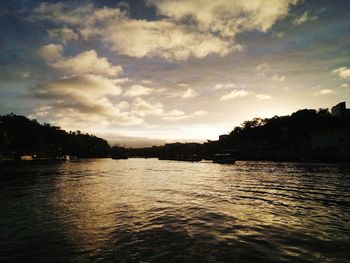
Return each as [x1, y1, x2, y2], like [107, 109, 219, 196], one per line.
[35, 74, 122, 98]
[194, 110, 207, 116]
[124, 84, 153, 97]
[129, 97, 206, 121]
[214, 83, 236, 90]
[272, 31, 284, 38]
[142, 80, 153, 85]
[149, 0, 299, 36]
[162, 109, 186, 120]
[292, 11, 317, 26]
[114, 78, 130, 84]
[94, 19, 235, 60]
[31, 90, 143, 128]
[313, 89, 335, 96]
[116, 101, 130, 109]
[332, 67, 350, 79]
[48, 27, 78, 44]
[33, 43, 147, 129]
[131, 97, 164, 117]
[162, 109, 207, 121]
[182, 88, 197, 98]
[51, 50, 122, 77]
[155, 87, 167, 93]
[220, 89, 249, 101]
[272, 74, 285, 81]
[340, 83, 349, 88]
[256, 94, 273, 100]
[256, 63, 269, 71]
[37, 44, 63, 62]
[36, 0, 299, 60]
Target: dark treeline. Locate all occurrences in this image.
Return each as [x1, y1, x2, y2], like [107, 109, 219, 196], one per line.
[130, 106, 350, 162]
[1, 102, 349, 162]
[0, 114, 111, 159]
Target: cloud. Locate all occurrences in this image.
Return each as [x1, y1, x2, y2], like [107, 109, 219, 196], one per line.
[256, 94, 273, 100]
[86, 19, 235, 60]
[292, 11, 317, 26]
[34, 43, 204, 131]
[31, 47, 140, 128]
[162, 109, 186, 120]
[124, 84, 153, 97]
[256, 63, 269, 71]
[50, 50, 122, 77]
[182, 88, 197, 98]
[142, 80, 153, 85]
[162, 109, 207, 121]
[35, 0, 299, 60]
[272, 31, 284, 38]
[48, 27, 79, 44]
[130, 97, 206, 121]
[313, 89, 335, 96]
[272, 74, 285, 81]
[35, 74, 122, 98]
[149, 0, 299, 36]
[220, 89, 249, 101]
[332, 67, 350, 79]
[31, 93, 144, 129]
[214, 83, 236, 90]
[193, 110, 207, 116]
[37, 44, 63, 62]
[340, 83, 349, 88]
[131, 97, 164, 117]
[168, 87, 197, 98]
[35, 3, 233, 60]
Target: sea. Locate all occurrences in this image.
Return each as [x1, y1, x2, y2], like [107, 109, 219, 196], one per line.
[1, 158, 349, 262]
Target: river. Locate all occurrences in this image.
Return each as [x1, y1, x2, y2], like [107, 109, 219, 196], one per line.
[1, 158, 349, 262]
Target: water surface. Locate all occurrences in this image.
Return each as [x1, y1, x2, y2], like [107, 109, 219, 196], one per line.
[1, 159, 349, 262]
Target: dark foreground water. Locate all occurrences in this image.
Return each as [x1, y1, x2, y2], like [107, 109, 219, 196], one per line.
[1, 159, 350, 263]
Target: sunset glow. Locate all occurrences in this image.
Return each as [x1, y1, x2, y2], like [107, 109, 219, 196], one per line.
[0, 0, 349, 146]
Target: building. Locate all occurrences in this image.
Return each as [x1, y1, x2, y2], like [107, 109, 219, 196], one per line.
[310, 127, 350, 161]
[331, 102, 350, 122]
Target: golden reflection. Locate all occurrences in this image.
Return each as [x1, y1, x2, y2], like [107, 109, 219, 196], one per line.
[51, 158, 347, 260]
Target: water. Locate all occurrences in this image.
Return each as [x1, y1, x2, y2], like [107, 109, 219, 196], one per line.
[1, 159, 350, 263]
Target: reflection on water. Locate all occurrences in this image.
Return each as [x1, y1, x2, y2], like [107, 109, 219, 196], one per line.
[1, 159, 350, 262]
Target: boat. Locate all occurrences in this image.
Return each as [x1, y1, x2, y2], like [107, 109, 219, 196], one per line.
[158, 154, 202, 162]
[111, 146, 128, 159]
[112, 153, 128, 160]
[212, 153, 236, 164]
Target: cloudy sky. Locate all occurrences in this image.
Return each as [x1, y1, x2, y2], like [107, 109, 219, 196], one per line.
[0, 0, 349, 146]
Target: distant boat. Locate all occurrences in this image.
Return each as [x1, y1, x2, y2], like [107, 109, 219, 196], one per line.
[112, 153, 128, 160]
[56, 155, 70, 161]
[178, 154, 202, 162]
[212, 153, 236, 164]
[158, 154, 202, 162]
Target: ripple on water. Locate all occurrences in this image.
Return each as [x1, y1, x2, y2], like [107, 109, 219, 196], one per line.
[1, 159, 350, 262]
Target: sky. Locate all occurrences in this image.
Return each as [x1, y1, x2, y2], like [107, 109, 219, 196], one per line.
[0, 0, 349, 147]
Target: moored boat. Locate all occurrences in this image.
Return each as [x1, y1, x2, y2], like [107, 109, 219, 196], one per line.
[212, 153, 236, 164]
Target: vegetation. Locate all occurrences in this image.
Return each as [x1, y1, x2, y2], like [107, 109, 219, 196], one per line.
[0, 113, 111, 158]
[131, 108, 349, 161]
[1, 107, 348, 162]
[221, 108, 342, 147]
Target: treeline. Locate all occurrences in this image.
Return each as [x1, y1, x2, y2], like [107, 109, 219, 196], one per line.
[1, 107, 348, 162]
[0, 114, 111, 158]
[220, 108, 341, 148]
[130, 108, 349, 161]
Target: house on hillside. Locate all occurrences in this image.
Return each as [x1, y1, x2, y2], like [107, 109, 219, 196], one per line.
[331, 101, 350, 122]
